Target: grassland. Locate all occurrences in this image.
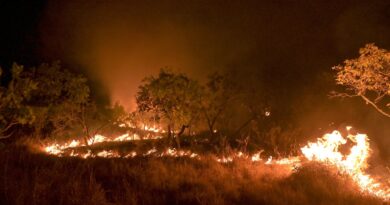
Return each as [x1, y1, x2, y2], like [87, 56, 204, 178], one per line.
[0, 144, 384, 205]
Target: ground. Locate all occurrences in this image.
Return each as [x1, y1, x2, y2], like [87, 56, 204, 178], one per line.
[0, 144, 384, 205]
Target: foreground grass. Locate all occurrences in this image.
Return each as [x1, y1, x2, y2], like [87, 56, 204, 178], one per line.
[0, 145, 384, 205]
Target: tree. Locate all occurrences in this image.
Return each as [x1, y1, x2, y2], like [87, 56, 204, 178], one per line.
[70, 102, 128, 145]
[0, 62, 127, 144]
[136, 70, 203, 148]
[201, 71, 240, 134]
[28, 62, 91, 139]
[0, 64, 37, 139]
[333, 44, 390, 118]
[200, 69, 272, 151]
[32, 63, 129, 145]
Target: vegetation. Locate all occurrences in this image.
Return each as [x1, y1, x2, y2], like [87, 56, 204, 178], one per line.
[136, 70, 203, 147]
[0, 62, 299, 155]
[201, 71, 240, 135]
[0, 146, 382, 205]
[0, 43, 389, 204]
[333, 43, 390, 118]
[0, 62, 127, 144]
[0, 64, 37, 139]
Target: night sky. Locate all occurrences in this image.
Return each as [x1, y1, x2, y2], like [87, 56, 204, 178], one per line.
[1, 0, 390, 157]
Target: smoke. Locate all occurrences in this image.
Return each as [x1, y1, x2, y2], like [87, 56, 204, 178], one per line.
[38, 1, 265, 109]
[36, 1, 390, 159]
[38, 1, 351, 109]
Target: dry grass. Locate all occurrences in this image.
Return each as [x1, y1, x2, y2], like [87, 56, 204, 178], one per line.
[0, 145, 384, 205]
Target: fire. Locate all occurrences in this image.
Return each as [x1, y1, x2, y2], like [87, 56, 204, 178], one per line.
[43, 132, 164, 156]
[301, 129, 389, 199]
[38, 126, 389, 200]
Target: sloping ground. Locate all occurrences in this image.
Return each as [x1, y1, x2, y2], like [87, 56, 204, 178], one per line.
[0, 145, 384, 205]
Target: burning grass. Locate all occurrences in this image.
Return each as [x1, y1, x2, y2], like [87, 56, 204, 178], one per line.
[1, 127, 388, 204]
[0, 145, 384, 205]
[33, 127, 390, 201]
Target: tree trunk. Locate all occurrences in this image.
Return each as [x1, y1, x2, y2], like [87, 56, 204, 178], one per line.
[204, 109, 222, 135]
[232, 116, 255, 137]
[175, 125, 188, 149]
[167, 124, 173, 146]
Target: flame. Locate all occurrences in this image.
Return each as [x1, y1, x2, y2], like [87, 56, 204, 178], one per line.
[251, 152, 262, 162]
[44, 132, 164, 156]
[38, 126, 389, 200]
[301, 128, 389, 199]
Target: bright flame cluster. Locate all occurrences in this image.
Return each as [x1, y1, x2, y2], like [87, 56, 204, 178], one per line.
[40, 127, 389, 200]
[44, 133, 163, 156]
[301, 130, 389, 200]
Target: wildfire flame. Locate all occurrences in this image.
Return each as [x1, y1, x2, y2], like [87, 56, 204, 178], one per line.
[301, 129, 389, 199]
[39, 126, 389, 200]
[44, 132, 164, 156]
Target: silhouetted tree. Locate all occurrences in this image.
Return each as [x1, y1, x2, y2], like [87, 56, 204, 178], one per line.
[201, 72, 239, 134]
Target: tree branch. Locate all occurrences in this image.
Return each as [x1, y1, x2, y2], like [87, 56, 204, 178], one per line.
[0, 121, 18, 133]
[374, 92, 386, 103]
[0, 131, 15, 139]
[360, 94, 390, 118]
[329, 91, 358, 99]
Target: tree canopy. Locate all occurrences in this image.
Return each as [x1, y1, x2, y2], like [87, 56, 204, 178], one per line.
[0, 64, 37, 138]
[0, 62, 123, 142]
[333, 44, 390, 118]
[29, 62, 91, 138]
[136, 70, 203, 144]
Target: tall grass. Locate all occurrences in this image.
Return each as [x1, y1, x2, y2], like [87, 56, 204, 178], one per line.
[0, 145, 383, 205]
